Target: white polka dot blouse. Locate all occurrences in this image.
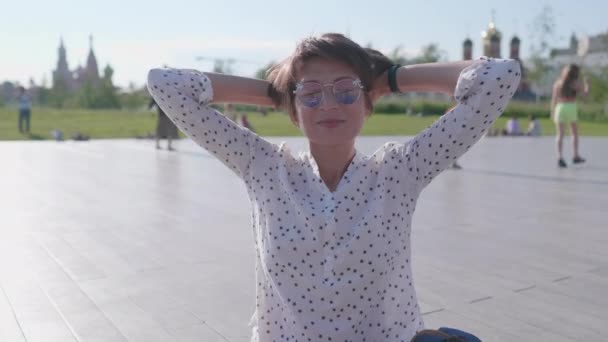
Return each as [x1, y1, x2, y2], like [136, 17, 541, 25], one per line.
[147, 57, 521, 342]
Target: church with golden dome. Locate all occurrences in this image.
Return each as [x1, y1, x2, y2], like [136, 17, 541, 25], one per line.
[463, 21, 535, 100]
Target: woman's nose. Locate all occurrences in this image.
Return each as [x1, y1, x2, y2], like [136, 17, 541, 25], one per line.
[318, 86, 339, 109]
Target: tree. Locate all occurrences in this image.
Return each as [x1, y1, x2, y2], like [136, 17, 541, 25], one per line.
[388, 45, 410, 66]
[213, 60, 234, 74]
[526, 5, 556, 101]
[530, 5, 556, 55]
[1, 81, 15, 107]
[120, 82, 150, 110]
[77, 79, 97, 108]
[36, 87, 51, 106]
[72, 65, 121, 109]
[388, 43, 446, 66]
[586, 67, 608, 103]
[254, 62, 275, 80]
[412, 44, 446, 64]
[49, 79, 70, 108]
[97, 65, 120, 108]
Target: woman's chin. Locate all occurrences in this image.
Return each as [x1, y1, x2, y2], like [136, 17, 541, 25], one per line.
[308, 133, 358, 146]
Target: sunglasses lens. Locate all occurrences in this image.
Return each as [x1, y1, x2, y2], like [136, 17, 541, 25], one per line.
[334, 79, 360, 105]
[296, 82, 323, 108]
[300, 94, 322, 107]
[294, 79, 361, 108]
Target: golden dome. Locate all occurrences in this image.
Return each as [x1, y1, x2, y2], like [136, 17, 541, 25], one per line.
[481, 21, 502, 39]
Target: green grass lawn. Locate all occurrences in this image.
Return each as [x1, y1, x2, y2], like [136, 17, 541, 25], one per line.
[0, 107, 157, 140]
[1, 107, 608, 140]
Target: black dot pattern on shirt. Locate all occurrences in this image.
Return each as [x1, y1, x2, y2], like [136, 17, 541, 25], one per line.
[146, 57, 521, 341]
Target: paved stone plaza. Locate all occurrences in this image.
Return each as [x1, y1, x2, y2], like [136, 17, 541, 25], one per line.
[1, 136, 607, 341]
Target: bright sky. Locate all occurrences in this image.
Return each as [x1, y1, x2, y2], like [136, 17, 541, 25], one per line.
[2, 0, 606, 88]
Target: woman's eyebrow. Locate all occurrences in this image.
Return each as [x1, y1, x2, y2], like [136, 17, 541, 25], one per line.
[333, 76, 354, 82]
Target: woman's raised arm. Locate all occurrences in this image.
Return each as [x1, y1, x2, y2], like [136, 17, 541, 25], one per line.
[147, 68, 277, 179]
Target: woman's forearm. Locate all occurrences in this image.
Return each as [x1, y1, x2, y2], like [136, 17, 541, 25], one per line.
[396, 60, 476, 95]
[195, 71, 274, 107]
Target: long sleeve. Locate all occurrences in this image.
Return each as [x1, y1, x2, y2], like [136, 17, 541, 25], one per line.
[403, 57, 521, 191]
[147, 68, 271, 179]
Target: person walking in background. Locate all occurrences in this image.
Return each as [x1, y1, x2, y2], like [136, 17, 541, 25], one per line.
[238, 113, 256, 133]
[551, 64, 589, 168]
[16, 86, 32, 134]
[224, 103, 237, 121]
[149, 98, 178, 150]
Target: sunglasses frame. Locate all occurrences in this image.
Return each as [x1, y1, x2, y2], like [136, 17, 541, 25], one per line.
[293, 78, 364, 108]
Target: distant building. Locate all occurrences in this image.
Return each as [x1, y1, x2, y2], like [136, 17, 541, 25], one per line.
[0, 36, 109, 106]
[463, 38, 473, 61]
[52, 35, 102, 92]
[550, 32, 608, 72]
[462, 20, 535, 101]
[481, 21, 502, 58]
[532, 32, 608, 97]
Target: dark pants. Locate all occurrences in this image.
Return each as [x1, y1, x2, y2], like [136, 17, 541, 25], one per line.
[19, 109, 30, 133]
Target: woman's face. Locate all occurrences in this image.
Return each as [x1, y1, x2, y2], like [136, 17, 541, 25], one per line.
[291, 57, 370, 147]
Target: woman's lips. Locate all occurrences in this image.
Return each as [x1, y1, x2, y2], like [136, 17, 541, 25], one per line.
[317, 119, 345, 128]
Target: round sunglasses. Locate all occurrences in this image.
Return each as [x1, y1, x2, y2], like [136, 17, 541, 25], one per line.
[293, 78, 364, 108]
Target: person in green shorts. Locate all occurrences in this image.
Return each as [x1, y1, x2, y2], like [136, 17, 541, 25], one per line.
[550, 64, 589, 168]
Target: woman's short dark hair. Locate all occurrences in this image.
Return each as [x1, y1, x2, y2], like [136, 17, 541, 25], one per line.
[266, 33, 393, 118]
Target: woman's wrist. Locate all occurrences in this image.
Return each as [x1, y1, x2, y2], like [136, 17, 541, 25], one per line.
[387, 65, 402, 93]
